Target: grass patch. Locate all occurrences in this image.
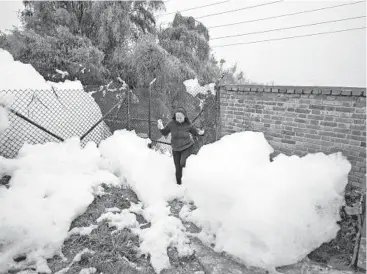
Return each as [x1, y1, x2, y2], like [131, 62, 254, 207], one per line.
[48, 185, 155, 274]
[47, 185, 205, 274]
[308, 186, 363, 270]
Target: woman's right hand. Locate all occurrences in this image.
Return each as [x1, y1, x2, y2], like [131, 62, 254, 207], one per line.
[157, 119, 164, 130]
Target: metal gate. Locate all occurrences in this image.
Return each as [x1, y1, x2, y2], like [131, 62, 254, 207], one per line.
[101, 78, 222, 155]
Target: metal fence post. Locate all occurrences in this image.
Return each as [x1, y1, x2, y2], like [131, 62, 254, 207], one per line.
[216, 87, 221, 141]
[127, 90, 131, 130]
[148, 85, 152, 139]
[148, 78, 156, 140]
[215, 74, 224, 141]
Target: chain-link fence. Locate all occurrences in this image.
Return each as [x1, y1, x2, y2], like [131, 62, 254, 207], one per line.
[0, 89, 112, 158]
[0, 81, 220, 159]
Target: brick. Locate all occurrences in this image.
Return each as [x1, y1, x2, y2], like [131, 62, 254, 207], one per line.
[305, 134, 321, 140]
[295, 108, 311, 114]
[352, 113, 365, 119]
[335, 133, 347, 139]
[273, 116, 286, 121]
[351, 130, 363, 136]
[342, 101, 354, 107]
[323, 100, 342, 106]
[264, 101, 277, 106]
[348, 140, 360, 146]
[336, 107, 354, 112]
[334, 128, 350, 134]
[356, 101, 366, 107]
[350, 181, 361, 188]
[339, 112, 353, 118]
[319, 131, 335, 137]
[273, 107, 286, 111]
[325, 106, 336, 111]
[354, 119, 366, 125]
[299, 99, 311, 104]
[355, 108, 366, 114]
[331, 89, 342, 95]
[341, 90, 352, 96]
[352, 90, 364, 96]
[311, 110, 322, 115]
[281, 139, 296, 144]
[322, 89, 332, 95]
[308, 124, 319, 130]
[305, 142, 321, 150]
[286, 89, 295, 94]
[254, 104, 265, 109]
[320, 121, 337, 127]
[320, 140, 333, 147]
[295, 132, 305, 138]
[294, 118, 307, 123]
[310, 105, 325, 110]
[283, 130, 295, 136]
[339, 118, 353, 123]
[295, 89, 303, 94]
[312, 89, 322, 95]
[310, 120, 319, 125]
[350, 135, 365, 141]
[352, 125, 365, 131]
[355, 171, 365, 177]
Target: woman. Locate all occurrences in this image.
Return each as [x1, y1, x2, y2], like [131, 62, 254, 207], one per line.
[158, 107, 204, 185]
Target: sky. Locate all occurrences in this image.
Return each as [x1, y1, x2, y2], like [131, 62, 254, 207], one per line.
[0, 0, 366, 87]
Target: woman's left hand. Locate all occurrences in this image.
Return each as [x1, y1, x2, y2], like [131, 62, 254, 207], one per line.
[198, 129, 205, 136]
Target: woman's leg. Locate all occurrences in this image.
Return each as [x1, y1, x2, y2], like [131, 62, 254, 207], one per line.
[180, 145, 193, 168]
[178, 146, 193, 185]
[172, 150, 183, 185]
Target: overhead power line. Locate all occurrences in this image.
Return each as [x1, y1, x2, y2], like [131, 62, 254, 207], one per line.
[211, 15, 366, 40]
[196, 0, 283, 19]
[207, 1, 366, 29]
[160, 0, 283, 24]
[211, 26, 366, 48]
[158, 0, 230, 16]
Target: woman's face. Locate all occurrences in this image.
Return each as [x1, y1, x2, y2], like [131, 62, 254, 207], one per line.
[175, 112, 185, 123]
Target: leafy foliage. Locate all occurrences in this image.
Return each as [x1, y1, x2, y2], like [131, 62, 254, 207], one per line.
[158, 13, 219, 85]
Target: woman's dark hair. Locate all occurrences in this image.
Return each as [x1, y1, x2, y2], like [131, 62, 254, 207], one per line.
[172, 113, 191, 124]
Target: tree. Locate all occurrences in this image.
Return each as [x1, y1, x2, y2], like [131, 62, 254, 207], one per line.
[158, 13, 220, 85]
[2, 1, 165, 86]
[2, 27, 105, 84]
[127, 35, 197, 117]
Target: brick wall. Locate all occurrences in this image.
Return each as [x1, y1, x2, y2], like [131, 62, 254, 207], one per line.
[219, 85, 366, 189]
